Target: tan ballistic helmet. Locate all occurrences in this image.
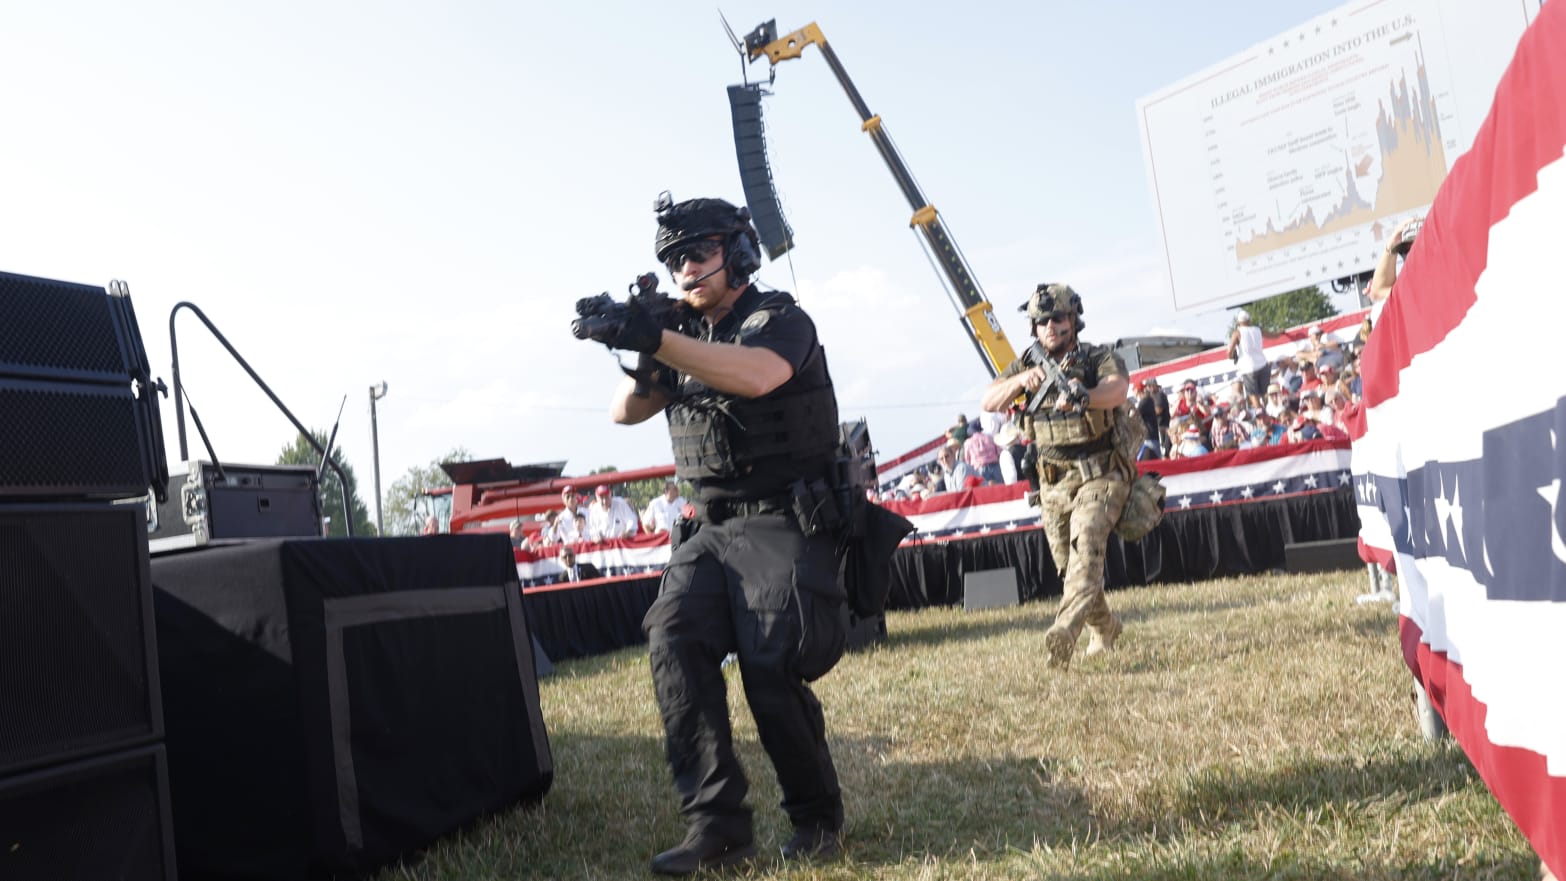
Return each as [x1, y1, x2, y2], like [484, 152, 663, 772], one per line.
[1021, 283, 1085, 331]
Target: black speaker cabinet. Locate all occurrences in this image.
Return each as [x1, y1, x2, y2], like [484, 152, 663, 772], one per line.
[0, 271, 167, 501]
[0, 503, 163, 777]
[0, 744, 176, 881]
[151, 534, 552, 879]
[728, 83, 795, 260]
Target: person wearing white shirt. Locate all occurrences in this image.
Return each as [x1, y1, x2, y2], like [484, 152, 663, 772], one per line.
[642, 478, 688, 534]
[588, 485, 639, 541]
[531, 510, 558, 547]
[979, 409, 1007, 439]
[554, 506, 582, 543]
[1229, 309, 1270, 398]
[553, 486, 588, 543]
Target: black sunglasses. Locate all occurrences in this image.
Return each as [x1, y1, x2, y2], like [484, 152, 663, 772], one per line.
[1045, 312, 1072, 324]
[665, 239, 724, 270]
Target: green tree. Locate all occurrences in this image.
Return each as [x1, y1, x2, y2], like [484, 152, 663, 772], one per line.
[1237, 285, 1339, 336]
[382, 447, 472, 536]
[277, 430, 376, 537]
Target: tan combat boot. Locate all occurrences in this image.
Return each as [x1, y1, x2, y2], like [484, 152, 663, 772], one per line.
[1084, 616, 1123, 658]
[1044, 626, 1075, 670]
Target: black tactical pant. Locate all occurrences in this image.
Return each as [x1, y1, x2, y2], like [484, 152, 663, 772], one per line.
[643, 512, 847, 842]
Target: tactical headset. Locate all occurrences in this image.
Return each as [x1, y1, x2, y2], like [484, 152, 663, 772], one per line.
[655, 192, 762, 288]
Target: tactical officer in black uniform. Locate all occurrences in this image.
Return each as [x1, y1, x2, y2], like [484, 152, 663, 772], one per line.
[579, 194, 848, 875]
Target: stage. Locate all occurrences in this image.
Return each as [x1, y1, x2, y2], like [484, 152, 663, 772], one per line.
[520, 441, 1361, 662]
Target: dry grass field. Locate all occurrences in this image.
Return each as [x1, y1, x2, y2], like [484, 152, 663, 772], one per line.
[376, 571, 1537, 881]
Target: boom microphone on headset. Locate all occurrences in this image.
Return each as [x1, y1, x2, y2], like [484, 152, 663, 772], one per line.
[681, 264, 726, 291]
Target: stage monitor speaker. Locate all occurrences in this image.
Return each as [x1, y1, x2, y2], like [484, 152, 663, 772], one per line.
[0, 271, 167, 501]
[149, 463, 321, 552]
[728, 83, 794, 260]
[0, 503, 163, 777]
[152, 534, 552, 880]
[963, 567, 1020, 612]
[0, 744, 176, 881]
[1284, 538, 1363, 574]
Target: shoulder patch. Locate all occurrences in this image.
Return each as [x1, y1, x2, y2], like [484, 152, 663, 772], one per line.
[739, 310, 773, 338]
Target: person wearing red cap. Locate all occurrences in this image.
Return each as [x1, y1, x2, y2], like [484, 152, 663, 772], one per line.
[587, 483, 638, 541]
[1172, 379, 1212, 434]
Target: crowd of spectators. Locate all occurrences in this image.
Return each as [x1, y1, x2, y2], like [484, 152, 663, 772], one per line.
[882, 410, 1026, 502]
[1134, 321, 1364, 460]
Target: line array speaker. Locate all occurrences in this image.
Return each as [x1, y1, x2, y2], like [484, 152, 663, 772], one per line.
[0, 271, 167, 500]
[728, 83, 795, 260]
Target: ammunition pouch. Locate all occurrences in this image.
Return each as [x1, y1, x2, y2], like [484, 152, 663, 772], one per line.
[789, 477, 843, 537]
[669, 407, 740, 480]
[1030, 406, 1114, 447]
[1039, 449, 1115, 486]
[1076, 454, 1107, 481]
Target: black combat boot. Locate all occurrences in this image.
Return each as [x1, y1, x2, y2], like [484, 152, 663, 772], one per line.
[779, 825, 842, 862]
[649, 827, 756, 876]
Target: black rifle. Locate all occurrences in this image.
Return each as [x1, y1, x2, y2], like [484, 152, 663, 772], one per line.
[571, 272, 695, 397]
[1021, 343, 1086, 414]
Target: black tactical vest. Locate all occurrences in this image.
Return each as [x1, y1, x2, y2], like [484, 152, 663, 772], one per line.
[666, 289, 840, 496]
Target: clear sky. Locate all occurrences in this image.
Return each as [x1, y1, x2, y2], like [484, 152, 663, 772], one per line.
[2, 0, 1379, 520]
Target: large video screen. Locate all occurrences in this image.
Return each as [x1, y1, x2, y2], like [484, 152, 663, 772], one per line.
[1138, 0, 1538, 313]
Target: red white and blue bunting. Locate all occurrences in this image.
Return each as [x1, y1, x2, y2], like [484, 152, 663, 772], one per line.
[1350, 5, 1566, 873]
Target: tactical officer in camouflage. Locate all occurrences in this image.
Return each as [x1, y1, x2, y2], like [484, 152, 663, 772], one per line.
[590, 194, 848, 875]
[980, 284, 1132, 670]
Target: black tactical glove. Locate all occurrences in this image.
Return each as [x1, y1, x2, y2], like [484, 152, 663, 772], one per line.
[581, 299, 663, 354]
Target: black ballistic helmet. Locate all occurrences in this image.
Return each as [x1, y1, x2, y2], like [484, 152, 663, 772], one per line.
[654, 192, 762, 285]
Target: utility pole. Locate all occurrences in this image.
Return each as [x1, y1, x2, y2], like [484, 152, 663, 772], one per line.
[369, 381, 389, 535]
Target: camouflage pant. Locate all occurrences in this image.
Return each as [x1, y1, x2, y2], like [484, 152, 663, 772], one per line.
[1038, 455, 1130, 642]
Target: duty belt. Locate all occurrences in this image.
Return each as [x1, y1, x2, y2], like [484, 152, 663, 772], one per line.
[696, 493, 794, 524]
[1039, 449, 1115, 485]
